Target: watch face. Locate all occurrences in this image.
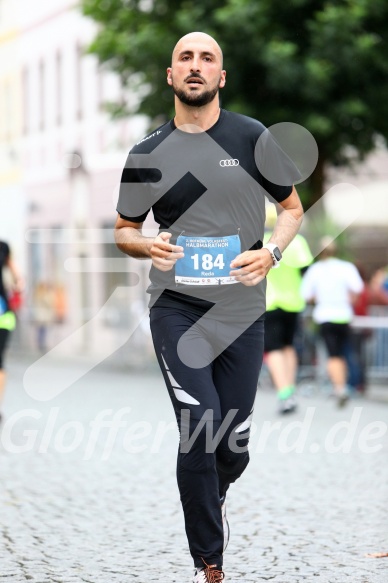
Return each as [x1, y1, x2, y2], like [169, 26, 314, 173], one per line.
[273, 247, 282, 261]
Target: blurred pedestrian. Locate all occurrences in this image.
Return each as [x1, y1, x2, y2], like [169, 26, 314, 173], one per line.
[368, 267, 388, 305]
[0, 241, 23, 422]
[367, 266, 388, 372]
[346, 264, 370, 394]
[264, 213, 313, 413]
[301, 237, 363, 406]
[33, 282, 55, 352]
[53, 283, 67, 324]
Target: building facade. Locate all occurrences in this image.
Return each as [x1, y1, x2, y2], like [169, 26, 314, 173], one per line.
[4, 0, 154, 360]
[0, 0, 25, 266]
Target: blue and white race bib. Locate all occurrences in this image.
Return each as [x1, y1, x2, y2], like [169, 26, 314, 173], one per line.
[175, 234, 241, 285]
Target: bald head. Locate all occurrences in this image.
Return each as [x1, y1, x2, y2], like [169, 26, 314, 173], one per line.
[167, 31, 226, 110]
[172, 32, 223, 67]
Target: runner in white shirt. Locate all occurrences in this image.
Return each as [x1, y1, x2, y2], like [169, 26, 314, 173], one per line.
[301, 237, 363, 405]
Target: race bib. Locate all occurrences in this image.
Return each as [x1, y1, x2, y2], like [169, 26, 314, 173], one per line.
[175, 234, 241, 285]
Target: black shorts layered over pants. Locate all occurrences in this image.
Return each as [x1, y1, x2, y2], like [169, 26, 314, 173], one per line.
[150, 305, 264, 568]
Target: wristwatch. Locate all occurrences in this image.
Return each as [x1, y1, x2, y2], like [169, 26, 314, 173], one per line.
[263, 243, 282, 268]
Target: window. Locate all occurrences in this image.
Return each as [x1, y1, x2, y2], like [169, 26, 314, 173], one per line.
[39, 60, 45, 131]
[97, 66, 104, 112]
[76, 44, 83, 120]
[4, 80, 11, 142]
[22, 67, 29, 134]
[56, 51, 62, 126]
[28, 228, 44, 289]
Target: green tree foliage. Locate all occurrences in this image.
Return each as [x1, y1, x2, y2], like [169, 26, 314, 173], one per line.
[82, 0, 388, 205]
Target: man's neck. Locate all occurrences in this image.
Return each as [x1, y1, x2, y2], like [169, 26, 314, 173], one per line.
[173, 99, 221, 132]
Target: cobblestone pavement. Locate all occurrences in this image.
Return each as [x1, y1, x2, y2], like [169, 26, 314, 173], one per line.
[0, 356, 387, 582]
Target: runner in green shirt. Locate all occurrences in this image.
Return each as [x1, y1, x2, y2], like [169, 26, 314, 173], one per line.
[264, 229, 313, 413]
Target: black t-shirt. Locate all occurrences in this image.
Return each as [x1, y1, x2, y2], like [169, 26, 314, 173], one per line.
[117, 109, 298, 321]
[0, 241, 10, 312]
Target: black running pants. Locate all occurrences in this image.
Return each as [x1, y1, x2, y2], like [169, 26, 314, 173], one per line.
[150, 306, 264, 568]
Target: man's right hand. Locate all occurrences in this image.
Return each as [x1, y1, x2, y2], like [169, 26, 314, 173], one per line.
[150, 232, 184, 272]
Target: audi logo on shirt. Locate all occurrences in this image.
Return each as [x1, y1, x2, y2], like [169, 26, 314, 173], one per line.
[219, 159, 239, 167]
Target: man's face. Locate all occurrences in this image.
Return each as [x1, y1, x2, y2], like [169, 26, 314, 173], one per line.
[167, 34, 226, 107]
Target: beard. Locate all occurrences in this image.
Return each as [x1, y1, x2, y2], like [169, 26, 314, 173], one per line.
[172, 78, 220, 107]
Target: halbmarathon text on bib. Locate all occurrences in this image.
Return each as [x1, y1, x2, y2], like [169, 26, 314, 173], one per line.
[175, 234, 241, 286]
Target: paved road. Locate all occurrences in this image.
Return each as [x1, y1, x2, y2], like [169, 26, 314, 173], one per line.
[0, 355, 387, 582]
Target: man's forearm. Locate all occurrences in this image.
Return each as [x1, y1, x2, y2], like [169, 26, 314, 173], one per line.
[268, 186, 304, 254]
[269, 208, 302, 252]
[115, 227, 154, 259]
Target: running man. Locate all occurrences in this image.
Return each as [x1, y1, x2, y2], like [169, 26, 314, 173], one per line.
[115, 32, 303, 582]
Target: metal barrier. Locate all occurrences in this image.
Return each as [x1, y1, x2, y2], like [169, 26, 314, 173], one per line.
[353, 306, 388, 381]
[297, 306, 388, 385]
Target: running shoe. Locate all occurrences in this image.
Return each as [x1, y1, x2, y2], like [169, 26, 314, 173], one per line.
[336, 391, 349, 408]
[193, 561, 225, 582]
[278, 394, 297, 414]
[220, 496, 230, 552]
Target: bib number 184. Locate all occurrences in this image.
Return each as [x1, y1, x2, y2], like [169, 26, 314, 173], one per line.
[191, 253, 225, 271]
